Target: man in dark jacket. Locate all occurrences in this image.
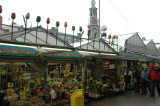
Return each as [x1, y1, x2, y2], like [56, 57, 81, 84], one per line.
[124, 69, 132, 92]
[147, 64, 157, 97]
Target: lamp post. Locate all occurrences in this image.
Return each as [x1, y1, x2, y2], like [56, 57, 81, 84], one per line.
[64, 22, 67, 46]
[72, 26, 75, 47]
[79, 26, 82, 48]
[11, 12, 16, 41]
[36, 16, 41, 43]
[56, 21, 60, 45]
[46, 18, 50, 44]
[23, 13, 30, 42]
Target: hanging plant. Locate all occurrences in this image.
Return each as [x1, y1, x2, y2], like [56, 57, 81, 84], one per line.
[34, 53, 44, 67]
[96, 58, 103, 67]
[73, 58, 80, 67]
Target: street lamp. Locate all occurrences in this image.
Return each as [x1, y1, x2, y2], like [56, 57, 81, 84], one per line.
[56, 21, 60, 45]
[23, 12, 30, 42]
[64, 22, 67, 46]
[36, 16, 41, 43]
[46, 18, 50, 44]
[11, 12, 16, 41]
[79, 26, 82, 48]
[72, 26, 75, 46]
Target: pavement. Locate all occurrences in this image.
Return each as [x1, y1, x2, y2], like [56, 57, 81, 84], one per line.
[85, 91, 160, 106]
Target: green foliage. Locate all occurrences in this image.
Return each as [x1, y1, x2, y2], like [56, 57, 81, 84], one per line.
[34, 53, 47, 67]
[96, 58, 103, 67]
[73, 58, 80, 67]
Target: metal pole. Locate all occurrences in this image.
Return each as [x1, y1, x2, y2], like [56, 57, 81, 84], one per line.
[24, 19, 27, 42]
[117, 39, 118, 51]
[104, 42, 105, 51]
[36, 22, 38, 43]
[93, 36, 95, 50]
[46, 24, 48, 44]
[64, 27, 66, 46]
[113, 39, 114, 50]
[87, 38, 89, 50]
[93, 39, 94, 50]
[104, 38, 105, 51]
[99, 0, 100, 38]
[56, 27, 58, 45]
[73, 31, 74, 47]
[80, 33, 81, 48]
[99, 38, 100, 51]
[11, 20, 13, 40]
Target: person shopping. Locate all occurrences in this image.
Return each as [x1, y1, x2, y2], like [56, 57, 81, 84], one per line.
[147, 64, 156, 97]
[124, 69, 132, 92]
[140, 67, 147, 95]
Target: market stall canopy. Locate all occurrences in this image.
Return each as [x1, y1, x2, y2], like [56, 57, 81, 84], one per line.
[0, 43, 38, 56]
[46, 51, 84, 59]
[119, 51, 147, 61]
[72, 38, 117, 56]
[0, 25, 74, 53]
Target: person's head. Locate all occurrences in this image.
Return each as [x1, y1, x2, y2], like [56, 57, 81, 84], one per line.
[149, 63, 155, 70]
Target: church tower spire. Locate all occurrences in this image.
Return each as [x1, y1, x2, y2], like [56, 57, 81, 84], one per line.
[88, 0, 100, 38]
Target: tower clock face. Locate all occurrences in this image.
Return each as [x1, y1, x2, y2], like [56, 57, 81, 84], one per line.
[92, 17, 97, 24]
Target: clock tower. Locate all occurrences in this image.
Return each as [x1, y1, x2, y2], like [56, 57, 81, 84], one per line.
[88, 0, 100, 38]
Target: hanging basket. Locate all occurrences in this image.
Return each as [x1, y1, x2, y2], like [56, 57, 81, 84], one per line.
[34, 53, 46, 67]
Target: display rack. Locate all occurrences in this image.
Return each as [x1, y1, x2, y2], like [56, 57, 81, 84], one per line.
[102, 60, 117, 83]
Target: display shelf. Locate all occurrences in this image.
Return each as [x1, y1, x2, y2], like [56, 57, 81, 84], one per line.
[102, 60, 117, 83]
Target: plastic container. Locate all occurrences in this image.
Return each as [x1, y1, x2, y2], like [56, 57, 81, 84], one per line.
[70, 89, 84, 106]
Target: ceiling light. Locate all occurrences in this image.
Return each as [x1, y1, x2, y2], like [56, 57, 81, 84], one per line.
[41, 47, 71, 51]
[100, 53, 117, 56]
[78, 50, 100, 55]
[0, 43, 37, 49]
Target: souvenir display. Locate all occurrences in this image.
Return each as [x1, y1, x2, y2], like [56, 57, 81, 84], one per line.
[0, 62, 84, 105]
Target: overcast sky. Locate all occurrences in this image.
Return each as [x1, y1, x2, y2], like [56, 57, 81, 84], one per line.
[1, 0, 160, 42]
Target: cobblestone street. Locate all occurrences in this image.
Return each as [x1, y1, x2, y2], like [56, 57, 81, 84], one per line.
[86, 91, 160, 106]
